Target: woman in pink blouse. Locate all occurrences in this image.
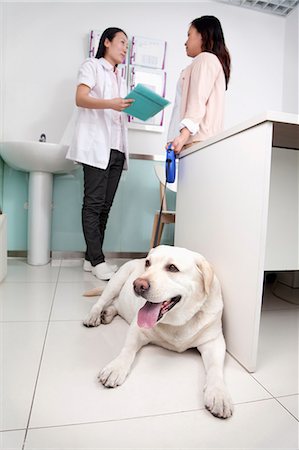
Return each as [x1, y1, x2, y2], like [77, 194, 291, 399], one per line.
[167, 16, 231, 154]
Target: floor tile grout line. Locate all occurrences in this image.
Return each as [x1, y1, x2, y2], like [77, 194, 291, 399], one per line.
[0, 320, 52, 324]
[0, 426, 27, 433]
[4, 394, 294, 435]
[21, 408, 208, 433]
[229, 342, 299, 420]
[249, 371, 279, 400]
[276, 393, 299, 399]
[274, 397, 299, 422]
[14, 399, 268, 432]
[249, 371, 299, 421]
[21, 262, 62, 450]
[1, 396, 295, 437]
[20, 397, 292, 434]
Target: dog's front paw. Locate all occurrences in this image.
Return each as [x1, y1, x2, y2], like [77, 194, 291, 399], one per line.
[83, 306, 102, 327]
[204, 384, 233, 419]
[98, 358, 129, 388]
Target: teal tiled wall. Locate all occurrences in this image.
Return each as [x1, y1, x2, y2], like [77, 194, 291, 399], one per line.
[2, 165, 28, 250]
[1, 158, 176, 253]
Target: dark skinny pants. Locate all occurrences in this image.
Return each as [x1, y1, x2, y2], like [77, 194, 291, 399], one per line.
[82, 149, 125, 267]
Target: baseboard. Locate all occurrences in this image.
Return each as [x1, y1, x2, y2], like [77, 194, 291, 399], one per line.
[8, 250, 147, 259]
[52, 251, 147, 259]
[8, 251, 27, 257]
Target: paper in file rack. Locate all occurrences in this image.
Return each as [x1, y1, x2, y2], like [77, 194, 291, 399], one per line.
[130, 36, 167, 69]
[123, 84, 170, 121]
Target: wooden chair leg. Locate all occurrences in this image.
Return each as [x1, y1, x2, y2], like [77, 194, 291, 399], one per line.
[150, 213, 166, 249]
[150, 213, 160, 249]
[157, 222, 164, 246]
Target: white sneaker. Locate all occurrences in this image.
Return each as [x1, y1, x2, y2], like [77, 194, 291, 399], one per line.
[106, 261, 118, 273]
[84, 260, 118, 275]
[91, 262, 115, 281]
[83, 260, 92, 272]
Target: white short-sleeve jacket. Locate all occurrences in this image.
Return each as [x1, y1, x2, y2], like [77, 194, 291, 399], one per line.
[66, 57, 129, 170]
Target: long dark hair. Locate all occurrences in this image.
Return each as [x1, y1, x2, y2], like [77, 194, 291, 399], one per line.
[95, 27, 127, 59]
[191, 16, 231, 89]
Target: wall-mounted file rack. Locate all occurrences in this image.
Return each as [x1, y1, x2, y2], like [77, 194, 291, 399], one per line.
[129, 36, 166, 70]
[128, 67, 167, 127]
[88, 31, 167, 132]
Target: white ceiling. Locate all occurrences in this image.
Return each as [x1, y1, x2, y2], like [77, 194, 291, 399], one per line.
[214, 0, 298, 16]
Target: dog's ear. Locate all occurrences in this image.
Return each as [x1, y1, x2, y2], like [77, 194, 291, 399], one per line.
[196, 259, 214, 296]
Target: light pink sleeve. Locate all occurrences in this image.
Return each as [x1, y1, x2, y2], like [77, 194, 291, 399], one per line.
[182, 53, 222, 127]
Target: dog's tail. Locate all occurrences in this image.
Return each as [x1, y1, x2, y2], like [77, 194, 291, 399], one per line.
[83, 286, 104, 297]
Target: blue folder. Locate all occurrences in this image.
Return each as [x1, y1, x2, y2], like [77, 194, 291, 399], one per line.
[123, 84, 170, 121]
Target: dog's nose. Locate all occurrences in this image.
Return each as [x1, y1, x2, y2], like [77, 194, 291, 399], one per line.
[133, 278, 150, 296]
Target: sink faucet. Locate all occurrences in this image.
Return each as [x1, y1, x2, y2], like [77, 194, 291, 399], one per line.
[39, 133, 46, 142]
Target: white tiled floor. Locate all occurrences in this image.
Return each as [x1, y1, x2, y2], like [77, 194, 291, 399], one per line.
[0, 259, 298, 450]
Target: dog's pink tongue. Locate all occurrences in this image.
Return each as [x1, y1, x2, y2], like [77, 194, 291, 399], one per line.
[137, 301, 162, 328]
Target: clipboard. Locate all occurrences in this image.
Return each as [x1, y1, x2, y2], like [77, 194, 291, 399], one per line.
[123, 84, 170, 121]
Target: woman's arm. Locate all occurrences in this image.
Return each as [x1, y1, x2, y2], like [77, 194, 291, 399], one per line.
[169, 127, 191, 154]
[76, 84, 134, 111]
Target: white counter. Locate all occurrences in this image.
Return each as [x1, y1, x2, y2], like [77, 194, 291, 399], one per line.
[175, 111, 299, 372]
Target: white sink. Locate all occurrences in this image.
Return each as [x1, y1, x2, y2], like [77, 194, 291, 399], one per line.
[0, 140, 79, 266]
[0, 140, 76, 173]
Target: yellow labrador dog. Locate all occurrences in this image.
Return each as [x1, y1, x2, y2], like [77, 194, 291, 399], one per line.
[83, 245, 233, 419]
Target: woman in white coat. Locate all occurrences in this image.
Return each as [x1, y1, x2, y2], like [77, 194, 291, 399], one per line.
[66, 28, 133, 280]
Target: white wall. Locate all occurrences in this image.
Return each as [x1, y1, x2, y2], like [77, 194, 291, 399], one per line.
[283, 6, 299, 113]
[0, 1, 294, 156]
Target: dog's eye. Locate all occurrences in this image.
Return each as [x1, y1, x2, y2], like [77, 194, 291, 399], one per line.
[145, 259, 150, 268]
[167, 264, 179, 272]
